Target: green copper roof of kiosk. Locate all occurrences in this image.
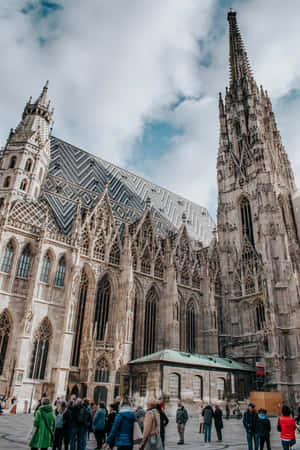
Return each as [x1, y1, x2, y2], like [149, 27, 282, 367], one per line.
[129, 349, 255, 372]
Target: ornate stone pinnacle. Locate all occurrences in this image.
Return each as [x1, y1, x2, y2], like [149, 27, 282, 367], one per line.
[146, 197, 151, 208]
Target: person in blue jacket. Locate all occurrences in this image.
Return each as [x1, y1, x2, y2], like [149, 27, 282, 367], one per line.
[104, 395, 136, 450]
[93, 401, 107, 450]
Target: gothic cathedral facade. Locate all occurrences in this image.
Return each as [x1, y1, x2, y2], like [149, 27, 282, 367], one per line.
[0, 10, 299, 409]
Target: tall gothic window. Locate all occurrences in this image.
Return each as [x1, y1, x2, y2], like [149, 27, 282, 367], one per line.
[240, 197, 254, 246]
[256, 302, 266, 331]
[81, 229, 89, 256]
[17, 244, 31, 278]
[3, 176, 10, 188]
[40, 251, 51, 283]
[55, 256, 66, 287]
[20, 179, 28, 191]
[94, 358, 109, 382]
[0, 311, 11, 375]
[141, 248, 151, 274]
[181, 261, 190, 286]
[25, 158, 33, 172]
[9, 156, 16, 169]
[109, 242, 120, 265]
[29, 318, 52, 380]
[1, 241, 14, 273]
[186, 300, 196, 353]
[144, 287, 157, 355]
[72, 270, 88, 367]
[94, 275, 110, 340]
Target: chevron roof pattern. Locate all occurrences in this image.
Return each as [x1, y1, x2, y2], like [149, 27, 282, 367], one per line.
[42, 136, 215, 244]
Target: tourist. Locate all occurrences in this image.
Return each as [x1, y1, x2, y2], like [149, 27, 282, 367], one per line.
[69, 398, 91, 450]
[176, 401, 188, 445]
[35, 392, 47, 416]
[139, 398, 162, 450]
[88, 401, 97, 440]
[277, 405, 296, 450]
[104, 395, 136, 450]
[214, 405, 223, 442]
[53, 401, 71, 450]
[199, 403, 204, 433]
[257, 408, 271, 450]
[105, 404, 118, 449]
[29, 397, 55, 450]
[156, 401, 169, 448]
[203, 404, 214, 443]
[93, 401, 106, 450]
[243, 403, 259, 450]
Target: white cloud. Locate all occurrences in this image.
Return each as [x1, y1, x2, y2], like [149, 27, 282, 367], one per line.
[1, 0, 300, 219]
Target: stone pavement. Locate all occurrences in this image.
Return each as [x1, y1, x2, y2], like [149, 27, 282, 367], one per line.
[0, 414, 300, 449]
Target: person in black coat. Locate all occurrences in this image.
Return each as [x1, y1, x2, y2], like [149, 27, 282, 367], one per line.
[156, 402, 169, 448]
[214, 406, 223, 442]
[257, 409, 271, 450]
[243, 403, 259, 450]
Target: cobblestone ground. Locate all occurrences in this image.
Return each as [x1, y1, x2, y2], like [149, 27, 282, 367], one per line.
[0, 414, 300, 450]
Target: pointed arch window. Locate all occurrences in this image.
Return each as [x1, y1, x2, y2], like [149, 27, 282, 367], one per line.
[93, 234, 105, 261]
[1, 241, 14, 274]
[94, 275, 111, 340]
[0, 311, 11, 375]
[17, 244, 31, 278]
[186, 300, 196, 353]
[95, 358, 109, 382]
[245, 275, 255, 295]
[20, 179, 28, 191]
[9, 156, 16, 169]
[256, 302, 266, 331]
[55, 256, 66, 287]
[240, 197, 255, 246]
[109, 242, 120, 265]
[144, 287, 157, 355]
[29, 318, 52, 380]
[40, 251, 51, 283]
[217, 377, 225, 400]
[72, 270, 88, 367]
[154, 257, 164, 278]
[3, 176, 10, 188]
[25, 158, 33, 172]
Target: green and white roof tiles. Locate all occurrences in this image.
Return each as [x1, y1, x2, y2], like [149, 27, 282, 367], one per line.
[130, 349, 255, 372]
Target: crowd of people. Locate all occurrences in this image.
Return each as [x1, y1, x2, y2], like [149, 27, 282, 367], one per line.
[0, 391, 297, 450]
[28, 394, 169, 450]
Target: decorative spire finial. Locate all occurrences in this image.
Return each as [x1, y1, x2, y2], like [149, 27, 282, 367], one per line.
[227, 10, 253, 88]
[182, 212, 187, 224]
[146, 197, 151, 209]
[104, 178, 109, 192]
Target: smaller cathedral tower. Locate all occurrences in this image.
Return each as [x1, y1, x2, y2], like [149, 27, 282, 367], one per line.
[0, 82, 53, 202]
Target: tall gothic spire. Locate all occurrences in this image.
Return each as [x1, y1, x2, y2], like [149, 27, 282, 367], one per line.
[22, 81, 53, 124]
[227, 9, 253, 88]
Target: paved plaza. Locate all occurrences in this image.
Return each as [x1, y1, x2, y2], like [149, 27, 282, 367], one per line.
[0, 413, 300, 450]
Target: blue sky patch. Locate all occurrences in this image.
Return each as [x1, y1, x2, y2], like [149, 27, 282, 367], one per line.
[21, 1, 63, 19]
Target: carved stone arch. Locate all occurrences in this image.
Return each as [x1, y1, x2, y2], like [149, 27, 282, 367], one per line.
[145, 282, 161, 301]
[29, 317, 52, 380]
[97, 268, 119, 296]
[109, 236, 121, 265]
[81, 262, 96, 291]
[94, 354, 111, 383]
[80, 226, 90, 256]
[0, 237, 18, 274]
[141, 246, 151, 274]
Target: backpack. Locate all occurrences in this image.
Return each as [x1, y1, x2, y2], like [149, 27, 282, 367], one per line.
[56, 412, 64, 429]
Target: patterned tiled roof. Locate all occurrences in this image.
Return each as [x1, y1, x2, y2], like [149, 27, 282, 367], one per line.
[42, 137, 215, 244]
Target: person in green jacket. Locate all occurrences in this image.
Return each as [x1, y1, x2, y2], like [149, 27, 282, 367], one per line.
[30, 397, 55, 450]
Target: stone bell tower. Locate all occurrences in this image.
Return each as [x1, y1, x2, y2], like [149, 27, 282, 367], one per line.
[216, 9, 300, 402]
[0, 81, 53, 202]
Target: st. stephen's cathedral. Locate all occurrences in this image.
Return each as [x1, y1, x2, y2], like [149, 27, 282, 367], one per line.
[0, 11, 299, 410]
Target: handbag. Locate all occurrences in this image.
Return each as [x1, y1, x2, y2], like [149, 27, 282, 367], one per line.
[41, 412, 54, 442]
[133, 420, 143, 444]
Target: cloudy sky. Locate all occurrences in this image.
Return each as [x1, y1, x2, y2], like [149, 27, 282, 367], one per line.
[1, 0, 300, 218]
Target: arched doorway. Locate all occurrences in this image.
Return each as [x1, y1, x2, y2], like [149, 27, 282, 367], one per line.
[94, 386, 108, 405]
[71, 385, 79, 397]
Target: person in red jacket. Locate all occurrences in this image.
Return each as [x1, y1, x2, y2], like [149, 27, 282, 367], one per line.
[278, 405, 296, 450]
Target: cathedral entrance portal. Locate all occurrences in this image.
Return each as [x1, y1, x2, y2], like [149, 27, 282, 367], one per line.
[94, 386, 108, 405]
